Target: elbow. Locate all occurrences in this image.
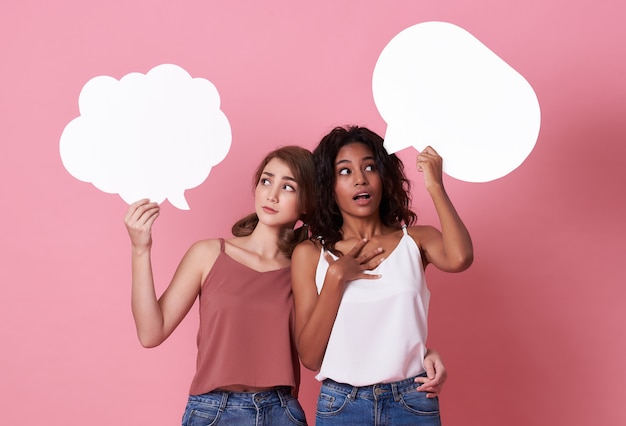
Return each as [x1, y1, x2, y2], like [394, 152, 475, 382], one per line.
[460, 252, 474, 270]
[296, 341, 323, 371]
[450, 251, 474, 272]
[300, 356, 322, 372]
[139, 340, 159, 349]
[137, 332, 164, 349]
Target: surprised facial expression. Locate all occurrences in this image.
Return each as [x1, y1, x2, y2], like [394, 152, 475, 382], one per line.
[333, 142, 383, 219]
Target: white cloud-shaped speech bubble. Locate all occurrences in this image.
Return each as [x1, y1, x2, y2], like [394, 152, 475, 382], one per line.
[60, 64, 231, 209]
[372, 21, 541, 182]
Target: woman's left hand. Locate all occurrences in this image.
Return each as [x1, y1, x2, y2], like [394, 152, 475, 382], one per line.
[415, 348, 448, 398]
[416, 146, 444, 191]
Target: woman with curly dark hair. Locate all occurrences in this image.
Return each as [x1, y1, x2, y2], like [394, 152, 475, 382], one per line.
[291, 125, 473, 425]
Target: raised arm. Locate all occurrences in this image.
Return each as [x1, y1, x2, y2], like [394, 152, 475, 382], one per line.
[291, 239, 382, 371]
[124, 199, 214, 347]
[413, 146, 473, 272]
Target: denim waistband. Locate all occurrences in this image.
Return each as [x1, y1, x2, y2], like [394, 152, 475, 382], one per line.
[188, 386, 293, 409]
[321, 374, 425, 400]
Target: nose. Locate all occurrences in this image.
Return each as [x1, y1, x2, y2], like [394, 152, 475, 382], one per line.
[354, 170, 368, 186]
[267, 188, 279, 203]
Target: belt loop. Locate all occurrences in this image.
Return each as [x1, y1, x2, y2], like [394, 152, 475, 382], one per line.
[392, 382, 401, 401]
[277, 387, 288, 407]
[219, 391, 229, 411]
[349, 385, 358, 400]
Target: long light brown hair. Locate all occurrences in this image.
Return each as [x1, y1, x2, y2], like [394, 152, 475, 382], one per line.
[231, 145, 315, 258]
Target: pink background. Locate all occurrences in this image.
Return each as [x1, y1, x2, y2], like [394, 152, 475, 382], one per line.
[1, 1, 625, 425]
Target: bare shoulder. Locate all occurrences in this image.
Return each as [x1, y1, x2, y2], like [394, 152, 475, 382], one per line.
[292, 239, 322, 269]
[293, 239, 321, 257]
[188, 238, 222, 256]
[406, 224, 441, 247]
[164, 238, 224, 294]
[182, 238, 223, 273]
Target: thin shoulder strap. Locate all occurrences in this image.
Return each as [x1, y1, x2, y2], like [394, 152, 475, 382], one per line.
[218, 238, 226, 252]
[315, 235, 329, 254]
[402, 224, 409, 235]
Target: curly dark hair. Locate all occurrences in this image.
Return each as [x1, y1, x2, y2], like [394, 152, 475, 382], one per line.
[310, 125, 417, 253]
[231, 145, 315, 258]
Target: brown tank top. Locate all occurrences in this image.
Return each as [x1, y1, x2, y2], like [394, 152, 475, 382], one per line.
[188, 238, 300, 395]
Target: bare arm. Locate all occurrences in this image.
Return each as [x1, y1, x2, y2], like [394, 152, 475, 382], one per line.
[124, 199, 215, 347]
[413, 146, 473, 272]
[291, 239, 382, 371]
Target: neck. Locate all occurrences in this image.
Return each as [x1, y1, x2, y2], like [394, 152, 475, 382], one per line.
[340, 215, 386, 240]
[246, 222, 288, 259]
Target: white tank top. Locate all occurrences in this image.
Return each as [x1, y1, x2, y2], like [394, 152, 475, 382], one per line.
[314, 226, 430, 386]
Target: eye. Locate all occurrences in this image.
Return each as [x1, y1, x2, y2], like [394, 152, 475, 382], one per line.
[338, 168, 350, 176]
[283, 184, 296, 192]
[364, 164, 376, 172]
[260, 178, 271, 186]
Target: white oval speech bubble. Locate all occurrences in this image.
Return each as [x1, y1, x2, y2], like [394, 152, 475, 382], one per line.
[372, 21, 541, 182]
[60, 64, 232, 209]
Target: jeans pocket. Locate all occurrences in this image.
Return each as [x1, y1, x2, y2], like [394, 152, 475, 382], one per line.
[181, 400, 221, 426]
[400, 390, 440, 416]
[316, 389, 350, 416]
[282, 397, 308, 425]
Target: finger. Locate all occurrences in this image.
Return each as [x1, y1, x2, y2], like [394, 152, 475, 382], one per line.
[357, 247, 384, 265]
[361, 256, 385, 271]
[355, 271, 381, 280]
[424, 145, 439, 156]
[135, 202, 160, 222]
[416, 153, 434, 172]
[420, 145, 441, 157]
[347, 238, 369, 257]
[415, 376, 428, 385]
[416, 383, 436, 393]
[130, 198, 151, 208]
[416, 380, 442, 396]
[416, 381, 438, 396]
[417, 146, 441, 161]
[424, 358, 436, 380]
[127, 204, 159, 229]
[415, 376, 435, 388]
[126, 198, 151, 214]
[417, 153, 437, 166]
[125, 199, 152, 220]
[143, 208, 160, 229]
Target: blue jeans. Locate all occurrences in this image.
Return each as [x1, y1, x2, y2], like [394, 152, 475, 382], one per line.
[181, 387, 307, 425]
[316, 374, 441, 425]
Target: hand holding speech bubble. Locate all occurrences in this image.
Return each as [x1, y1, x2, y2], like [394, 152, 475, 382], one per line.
[372, 21, 541, 182]
[60, 64, 232, 209]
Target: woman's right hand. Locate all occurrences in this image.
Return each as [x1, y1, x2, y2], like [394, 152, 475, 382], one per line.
[325, 239, 384, 285]
[124, 199, 160, 250]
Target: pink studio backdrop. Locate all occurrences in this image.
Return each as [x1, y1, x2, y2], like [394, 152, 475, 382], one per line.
[1, 1, 625, 425]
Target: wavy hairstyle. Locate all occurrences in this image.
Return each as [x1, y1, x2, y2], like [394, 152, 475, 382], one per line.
[231, 145, 315, 258]
[310, 126, 417, 253]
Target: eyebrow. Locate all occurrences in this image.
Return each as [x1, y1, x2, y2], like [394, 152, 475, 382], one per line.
[335, 155, 376, 167]
[262, 171, 297, 182]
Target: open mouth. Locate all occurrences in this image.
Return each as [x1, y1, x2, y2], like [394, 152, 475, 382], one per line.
[353, 193, 371, 201]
